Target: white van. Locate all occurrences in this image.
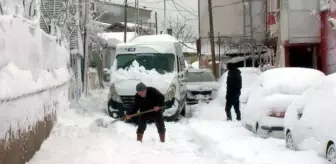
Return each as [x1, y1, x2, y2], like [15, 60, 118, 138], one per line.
[107, 34, 187, 122]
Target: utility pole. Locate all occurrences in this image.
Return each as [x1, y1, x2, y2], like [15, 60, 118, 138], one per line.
[155, 12, 158, 34]
[124, 0, 127, 42]
[248, 0, 254, 67]
[207, 0, 217, 78]
[137, 0, 140, 34]
[83, 0, 91, 97]
[164, 0, 167, 30]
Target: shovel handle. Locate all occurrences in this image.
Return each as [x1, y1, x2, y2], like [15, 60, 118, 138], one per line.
[109, 106, 166, 124]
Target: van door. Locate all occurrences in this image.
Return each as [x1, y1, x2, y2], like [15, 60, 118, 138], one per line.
[177, 56, 187, 106]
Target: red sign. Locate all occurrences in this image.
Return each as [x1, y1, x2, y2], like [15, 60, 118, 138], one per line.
[267, 12, 276, 25]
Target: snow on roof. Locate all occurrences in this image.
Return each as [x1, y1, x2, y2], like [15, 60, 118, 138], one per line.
[92, 21, 111, 27]
[118, 22, 151, 30]
[98, 32, 137, 47]
[131, 34, 179, 43]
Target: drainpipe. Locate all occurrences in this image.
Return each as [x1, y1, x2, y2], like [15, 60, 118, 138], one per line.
[320, 10, 328, 74]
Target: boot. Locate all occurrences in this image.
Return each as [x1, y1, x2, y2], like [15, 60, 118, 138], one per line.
[159, 133, 165, 143]
[137, 133, 143, 142]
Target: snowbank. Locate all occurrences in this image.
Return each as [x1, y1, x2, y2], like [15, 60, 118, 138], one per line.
[0, 16, 69, 77]
[260, 68, 326, 95]
[0, 15, 70, 142]
[0, 16, 70, 98]
[110, 61, 176, 92]
[191, 61, 199, 69]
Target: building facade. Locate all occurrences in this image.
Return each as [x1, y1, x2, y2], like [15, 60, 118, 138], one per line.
[94, 0, 152, 26]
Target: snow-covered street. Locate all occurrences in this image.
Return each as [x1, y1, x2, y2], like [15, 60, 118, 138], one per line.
[27, 90, 330, 164]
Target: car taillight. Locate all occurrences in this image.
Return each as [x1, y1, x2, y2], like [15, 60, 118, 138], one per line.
[267, 110, 285, 118]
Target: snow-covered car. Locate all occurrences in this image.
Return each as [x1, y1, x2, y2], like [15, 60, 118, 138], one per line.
[242, 68, 325, 139]
[185, 68, 220, 104]
[284, 73, 336, 163]
[217, 67, 261, 109]
[107, 34, 188, 122]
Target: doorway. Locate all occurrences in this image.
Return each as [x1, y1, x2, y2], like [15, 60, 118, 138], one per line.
[288, 46, 315, 69]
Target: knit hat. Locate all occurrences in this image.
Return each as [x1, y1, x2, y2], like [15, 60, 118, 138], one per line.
[136, 82, 146, 92]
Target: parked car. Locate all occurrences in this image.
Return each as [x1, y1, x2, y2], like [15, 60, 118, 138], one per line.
[185, 68, 220, 104]
[242, 68, 325, 139]
[107, 34, 188, 122]
[217, 67, 261, 109]
[284, 73, 336, 163]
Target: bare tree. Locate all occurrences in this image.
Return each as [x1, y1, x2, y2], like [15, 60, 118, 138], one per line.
[167, 16, 195, 43]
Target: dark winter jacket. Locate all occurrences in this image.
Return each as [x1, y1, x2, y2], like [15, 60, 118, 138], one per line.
[127, 87, 165, 117]
[226, 63, 242, 101]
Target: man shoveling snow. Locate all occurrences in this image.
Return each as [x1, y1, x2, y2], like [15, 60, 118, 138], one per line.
[125, 82, 166, 143]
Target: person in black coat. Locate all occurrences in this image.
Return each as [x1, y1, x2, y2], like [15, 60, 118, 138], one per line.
[125, 82, 166, 142]
[225, 63, 242, 121]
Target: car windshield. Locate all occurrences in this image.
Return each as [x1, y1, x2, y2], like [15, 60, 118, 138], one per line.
[186, 71, 216, 82]
[116, 53, 175, 74]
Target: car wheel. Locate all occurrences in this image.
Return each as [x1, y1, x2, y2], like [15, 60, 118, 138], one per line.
[286, 131, 296, 150]
[180, 104, 186, 117]
[326, 142, 336, 163]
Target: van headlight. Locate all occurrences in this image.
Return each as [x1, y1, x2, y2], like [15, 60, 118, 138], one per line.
[108, 84, 122, 103]
[165, 84, 176, 101]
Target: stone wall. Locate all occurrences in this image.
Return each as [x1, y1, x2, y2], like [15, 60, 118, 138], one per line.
[0, 84, 69, 164]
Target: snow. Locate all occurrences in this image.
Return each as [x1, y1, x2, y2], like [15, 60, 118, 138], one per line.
[98, 32, 138, 47]
[191, 61, 199, 69]
[259, 68, 326, 96]
[110, 61, 176, 94]
[0, 15, 70, 141]
[284, 72, 336, 158]
[131, 34, 179, 43]
[119, 22, 151, 30]
[27, 89, 331, 164]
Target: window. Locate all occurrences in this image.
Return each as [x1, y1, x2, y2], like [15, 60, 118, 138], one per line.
[116, 53, 175, 74]
[185, 71, 216, 82]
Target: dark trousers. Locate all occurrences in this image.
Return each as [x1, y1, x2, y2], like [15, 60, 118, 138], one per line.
[225, 98, 241, 120]
[137, 113, 166, 134]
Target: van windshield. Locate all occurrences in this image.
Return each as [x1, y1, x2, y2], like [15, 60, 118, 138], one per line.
[116, 53, 175, 74]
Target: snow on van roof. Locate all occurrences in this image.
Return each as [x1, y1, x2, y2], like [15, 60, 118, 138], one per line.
[260, 68, 326, 95]
[131, 34, 179, 43]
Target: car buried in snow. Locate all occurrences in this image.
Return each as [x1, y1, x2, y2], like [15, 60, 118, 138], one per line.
[217, 67, 261, 109]
[107, 34, 187, 123]
[185, 68, 220, 105]
[284, 73, 336, 163]
[241, 68, 325, 139]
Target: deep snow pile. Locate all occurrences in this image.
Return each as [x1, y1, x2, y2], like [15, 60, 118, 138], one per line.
[27, 89, 330, 164]
[260, 68, 326, 95]
[110, 61, 176, 91]
[0, 16, 70, 99]
[0, 15, 70, 141]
